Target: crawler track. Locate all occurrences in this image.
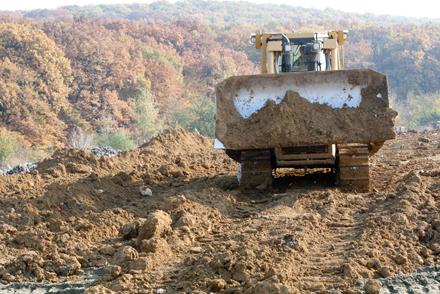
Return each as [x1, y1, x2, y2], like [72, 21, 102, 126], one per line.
[239, 150, 273, 192]
[337, 144, 370, 192]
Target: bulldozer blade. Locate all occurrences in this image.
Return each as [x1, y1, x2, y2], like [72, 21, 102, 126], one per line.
[215, 69, 397, 150]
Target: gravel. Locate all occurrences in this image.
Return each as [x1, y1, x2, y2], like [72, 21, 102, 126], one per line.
[379, 265, 440, 294]
[0, 163, 37, 175]
[358, 265, 440, 294]
[0, 268, 102, 294]
[90, 146, 119, 157]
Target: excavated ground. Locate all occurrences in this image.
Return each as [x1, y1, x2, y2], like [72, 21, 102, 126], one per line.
[0, 129, 440, 293]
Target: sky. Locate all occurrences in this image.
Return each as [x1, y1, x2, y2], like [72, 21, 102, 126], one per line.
[0, 0, 439, 19]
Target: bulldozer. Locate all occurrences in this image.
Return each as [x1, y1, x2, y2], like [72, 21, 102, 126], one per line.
[215, 31, 397, 192]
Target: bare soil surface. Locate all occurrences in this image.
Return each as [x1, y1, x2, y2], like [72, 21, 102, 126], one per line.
[1, 129, 440, 293]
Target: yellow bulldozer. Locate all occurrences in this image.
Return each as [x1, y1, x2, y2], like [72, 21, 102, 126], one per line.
[215, 31, 397, 192]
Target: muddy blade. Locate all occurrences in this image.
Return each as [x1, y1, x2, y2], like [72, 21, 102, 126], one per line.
[215, 69, 397, 150]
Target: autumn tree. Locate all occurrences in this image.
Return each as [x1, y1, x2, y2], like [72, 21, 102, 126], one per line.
[0, 23, 72, 146]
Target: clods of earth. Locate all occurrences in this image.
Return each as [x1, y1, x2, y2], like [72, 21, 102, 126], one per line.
[0, 129, 440, 293]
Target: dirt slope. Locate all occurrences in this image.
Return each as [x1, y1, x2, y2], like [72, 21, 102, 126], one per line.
[0, 129, 439, 293]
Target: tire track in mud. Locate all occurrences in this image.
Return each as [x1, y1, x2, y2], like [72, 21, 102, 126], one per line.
[226, 191, 372, 293]
[297, 201, 365, 292]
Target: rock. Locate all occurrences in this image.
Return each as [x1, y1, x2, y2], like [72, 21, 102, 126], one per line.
[45, 271, 58, 281]
[66, 163, 91, 174]
[128, 257, 149, 271]
[244, 280, 290, 294]
[156, 288, 166, 294]
[377, 266, 392, 278]
[404, 170, 422, 186]
[138, 237, 171, 254]
[85, 285, 116, 294]
[420, 247, 430, 258]
[364, 279, 382, 294]
[139, 186, 153, 197]
[429, 243, 440, 254]
[158, 165, 170, 177]
[48, 163, 66, 177]
[418, 136, 431, 143]
[431, 219, 440, 231]
[1, 272, 15, 282]
[341, 263, 358, 278]
[48, 219, 69, 232]
[17, 251, 44, 268]
[170, 169, 184, 178]
[189, 246, 203, 253]
[391, 212, 409, 226]
[11, 251, 46, 279]
[175, 212, 197, 227]
[120, 219, 143, 240]
[103, 264, 122, 280]
[366, 258, 381, 269]
[393, 254, 407, 265]
[112, 171, 133, 186]
[209, 278, 227, 291]
[99, 246, 116, 256]
[45, 253, 82, 277]
[0, 223, 17, 234]
[137, 210, 172, 242]
[112, 273, 134, 291]
[111, 246, 139, 265]
[411, 253, 424, 265]
[232, 261, 250, 282]
[59, 255, 81, 276]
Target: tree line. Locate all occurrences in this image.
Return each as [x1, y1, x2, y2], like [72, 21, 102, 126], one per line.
[0, 0, 439, 164]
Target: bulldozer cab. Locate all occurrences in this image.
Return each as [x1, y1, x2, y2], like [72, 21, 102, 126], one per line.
[251, 31, 347, 74]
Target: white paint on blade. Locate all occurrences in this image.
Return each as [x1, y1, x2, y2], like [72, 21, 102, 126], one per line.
[233, 82, 365, 119]
[213, 138, 225, 149]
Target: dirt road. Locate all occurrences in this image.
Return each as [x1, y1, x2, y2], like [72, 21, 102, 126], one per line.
[0, 129, 439, 293]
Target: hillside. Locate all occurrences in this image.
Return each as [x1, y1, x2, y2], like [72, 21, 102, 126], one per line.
[0, 0, 440, 164]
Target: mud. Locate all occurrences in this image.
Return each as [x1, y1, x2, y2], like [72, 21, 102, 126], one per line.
[216, 69, 397, 149]
[0, 268, 101, 293]
[0, 129, 440, 293]
[379, 265, 440, 293]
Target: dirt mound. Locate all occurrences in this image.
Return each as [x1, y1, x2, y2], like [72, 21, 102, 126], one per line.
[0, 129, 235, 285]
[1, 129, 440, 293]
[35, 128, 233, 182]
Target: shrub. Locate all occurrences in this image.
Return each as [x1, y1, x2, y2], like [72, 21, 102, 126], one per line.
[0, 129, 20, 163]
[131, 82, 164, 143]
[95, 131, 135, 151]
[172, 98, 215, 137]
[406, 92, 440, 127]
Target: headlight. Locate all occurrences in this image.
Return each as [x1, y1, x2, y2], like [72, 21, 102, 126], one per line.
[312, 42, 321, 51]
[250, 34, 256, 44]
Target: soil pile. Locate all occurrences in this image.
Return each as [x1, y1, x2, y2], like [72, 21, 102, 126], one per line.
[0, 129, 440, 293]
[221, 90, 397, 148]
[35, 128, 234, 181]
[216, 69, 397, 149]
